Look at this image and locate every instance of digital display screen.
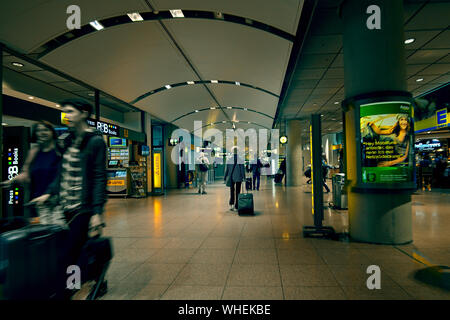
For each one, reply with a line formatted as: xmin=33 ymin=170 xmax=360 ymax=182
xmin=109 ymin=137 xmax=127 ymax=147
xmin=141 ymin=145 xmax=150 ymax=156
xmin=360 ymin=101 xmax=414 ymax=184
xmin=109 ymin=160 xmax=118 ymax=166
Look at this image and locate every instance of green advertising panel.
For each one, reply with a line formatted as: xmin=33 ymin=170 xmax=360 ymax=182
xmin=360 ymin=101 xmax=414 ymax=184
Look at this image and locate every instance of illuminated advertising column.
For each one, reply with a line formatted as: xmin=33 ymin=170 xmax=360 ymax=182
xmin=2 ymin=127 xmax=30 ymax=218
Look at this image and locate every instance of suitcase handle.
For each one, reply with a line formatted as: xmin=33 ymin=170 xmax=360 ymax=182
xmin=29 ymin=233 xmax=53 ymax=241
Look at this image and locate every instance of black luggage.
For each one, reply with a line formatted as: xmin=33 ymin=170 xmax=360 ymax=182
xmin=0 ymin=224 xmax=69 ymax=300
xmin=0 ymin=217 xmax=29 ymax=234
xmin=245 ymin=178 xmax=252 ymax=191
xmin=275 ymin=173 xmax=284 ymax=183
xmin=238 ymin=193 xmax=254 ymax=215
xmin=77 ymin=236 xmax=113 ymax=300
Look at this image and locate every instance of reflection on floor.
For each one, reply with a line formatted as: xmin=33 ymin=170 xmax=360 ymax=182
xmin=100 ymin=177 xmax=450 ymax=300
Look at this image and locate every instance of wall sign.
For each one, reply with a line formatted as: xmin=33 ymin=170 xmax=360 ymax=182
xmin=360 ymin=101 xmax=414 ymax=184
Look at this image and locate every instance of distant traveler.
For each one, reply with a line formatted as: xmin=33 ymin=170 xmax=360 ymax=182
xmin=250 ymin=156 xmax=263 ymax=191
xmin=322 ymin=156 xmax=332 ymax=193
xmin=196 ymin=152 xmax=210 ymax=194
xmin=224 ymin=147 xmax=246 ymax=211
xmin=31 ymin=99 xmax=107 ymax=265
xmin=1 ymin=121 xmax=62 ymax=223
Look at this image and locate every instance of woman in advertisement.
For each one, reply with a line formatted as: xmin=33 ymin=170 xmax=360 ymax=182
xmin=367 ymin=114 xmax=411 ymax=167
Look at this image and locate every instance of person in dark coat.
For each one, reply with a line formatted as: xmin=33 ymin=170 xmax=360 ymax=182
xmin=224 ymin=147 xmax=246 ymax=211
xmin=250 ymin=156 xmax=263 ymax=191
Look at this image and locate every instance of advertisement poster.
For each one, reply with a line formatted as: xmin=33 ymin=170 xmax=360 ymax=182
xmin=360 ymin=101 xmax=414 ymax=184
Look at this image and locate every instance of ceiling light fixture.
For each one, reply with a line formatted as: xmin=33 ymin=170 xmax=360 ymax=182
xmin=12 ymin=62 xmax=24 ymax=67
xmin=165 ymin=85 xmax=172 ymax=89
xmin=170 ymin=9 xmax=184 ymax=18
xmin=89 ymin=20 xmax=104 ymax=31
xmin=28 ymin=96 xmax=34 ymax=100
xmin=187 ymin=81 xmax=195 ymax=85
xmin=222 ymin=121 xmax=226 ymax=123
xmin=195 ymin=110 xmax=199 ymax=113
xmin=56 ymin=104 xmax=60 ymax=107
xmin=227 ymin=106 xmax=232 ymax=109
xmin=416 ymin=78 xmax=424 ymax=82
xmin=88 ymin=93 xmax=95 ymax=96
xmin=243 ymin=107 xmax=248 ymax=111
xmin=235 ymin=82 xmax=240 ymax=86
xmin=2 ymin=123 xmax=8 ymax=126
xmin=334 ymin=101 xmax=339 ymax=105
xmin=404 ymin=38 xmax=415 ymax=44
xmin=127 ymin=13 xmax=143 ymax=21
xmin=211 ymin=80 xmax=218 ymax=84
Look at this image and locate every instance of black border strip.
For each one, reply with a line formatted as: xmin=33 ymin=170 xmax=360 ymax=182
xmin=34 ymin=10 xmax=295 ymax=58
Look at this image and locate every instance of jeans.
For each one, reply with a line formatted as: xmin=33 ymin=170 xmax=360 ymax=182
xmin=198 ymin=171 xmax=208 ymax=193
xmin=252 ymin=174 xmax=260 ymax=190
xmin=229 ymin=181 xmax=242 ymax=209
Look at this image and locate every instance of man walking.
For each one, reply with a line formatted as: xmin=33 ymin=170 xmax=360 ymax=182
xmin=196 ymin=152 xmax=210 ymax=194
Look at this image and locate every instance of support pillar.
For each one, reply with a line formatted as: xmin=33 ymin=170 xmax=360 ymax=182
xmin=286 ymin=120 xmax=303 ymax=186
xmin=0 ymin=44 xmax=3 ymax=217
xmin=341 ymin=0 xmax=413 ymax=244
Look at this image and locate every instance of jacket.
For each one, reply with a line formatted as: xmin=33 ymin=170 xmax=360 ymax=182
xmin=46 ymin=129 xmax=107 ymax=216
xmin=250 ymin=159 xmax=262 ymax=176
xmin=224 ymin=155 xmax=246 ymax=187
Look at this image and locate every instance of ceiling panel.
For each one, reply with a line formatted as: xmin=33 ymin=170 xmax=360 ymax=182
xmin=173 ymin=109 xmax=228 ymax=133
xmin=224 ymin=109 xmax=273 ymax=129
xmin=422 ymin=30 xmax=450 ymax=50
xmin=41 ymin=21 xmax=198 ymax=103
xmin=20 ymin=70 xmax=69 ymax=83
xmin=404 ymin=30 xmax=443 ymax=50
xmin=206 ymin=84 xmax=279 ymax=116
xmin=407 ymin=49 xmax=449 ymax=64
xmin=3 ymin=56 xmax=42 ymax=72
xmin=404 ymin=2 xmax=450 ymax=30
xmin=302 ymin=35 xmax=342 ymax=54
xmin=0 ymin=0 xmax=148 ymax=52
xmin=292 ymin=68 xmax=326 ymax=80
xmin=150 ymin=0 xmax=304 ymax=34
xmin=136 ymin=85 xmax=216 ymax=123
xmin=297 ymin=54 xmax=336 ymax=69
xmin=164 ymin=19 xmax=292 ymax=95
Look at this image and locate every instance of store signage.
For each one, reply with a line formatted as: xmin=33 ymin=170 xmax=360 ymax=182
xmin=153 ymin=152 xmax=162 ymax=189
xmin=61 ymin=112 xmax=70 ymax=125
xmin=107 ymin=180 xmax=125 ymax=186
xmin=415 ymin=140 xmax=441 ymax=151
xmin=85 ymin=119 xmax=119 ymax=136
xmin=436 ymin=108 xmax=447 ymax=128
xmin=360 ymin=101 xmax=414 ymax=184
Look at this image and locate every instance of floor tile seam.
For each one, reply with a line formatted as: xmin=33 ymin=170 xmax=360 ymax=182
xmin=220 ymin=222 xmax=245 ymax=300
xmin=322 ymin=262 xmax=351 ymax=300
xmin=268 ymin=215 xmax=286 ymax=300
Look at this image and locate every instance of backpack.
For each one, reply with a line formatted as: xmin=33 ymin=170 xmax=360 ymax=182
xmin=199 ymin=163 xmax=209 ymax=172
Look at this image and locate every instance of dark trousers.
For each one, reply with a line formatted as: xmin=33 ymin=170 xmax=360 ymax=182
xmin=229 ymin=181 xmax=242 ymax=209
xmin=323 ymin=178 xmax=330 ymax=193
xmin=253 ymin=174 xmax=260 ymax=190
xmin=64 ymin=211 xmax=91 ymax=266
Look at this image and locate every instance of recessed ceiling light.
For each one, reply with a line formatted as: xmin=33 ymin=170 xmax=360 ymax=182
xmin=187 ymin=81 xmax=195 ymax=85
xmin=88 ymin=93 xmax=95 ymax=96
xmin=227 ymin=106 xmax=232 ymax=109
xmin=56 ymin=104 xmax=60 ymax=107
xmin=235 ymin=82 xmax=240 ymax=86
xmin=165 ymin=85 xmax=172 ymax=89
xmin=210 ymin=107 xmax=216 ymax=110
xmin=2 ymin=123 xmax=8 ymax=126
xmin=243 ymin=107 xmax=248 ymax=111
xmin=12 ymin=62 xmax=24 ymax=67
xmin=248 ymin=121 xmax=251 ymax=124
xmin=195 ymin=110 xmax=199 ymax=113
xmin=89 ymin=20 xmax=104 ymax=31
xmin=127 ymin=13 xmax=143 ymax=21
xmin=222 ymin=121 xmax=226 ymax=123
xmin=170 ymin=9 xmax=184 ymax=18
xmin=211 ymin=80 xmax=218 ymax=84
xmin=334 ymin=101 xmax=339 ymax=105
xmin=321 ymin=114 xmax=324 ymax=117
xmin=405 ymin=38 xmax=415 ymax=44
xmin=416 ymin=78 xmax=424 ymax=82
xmin=28 ymin=96 xmax=34 ymax=100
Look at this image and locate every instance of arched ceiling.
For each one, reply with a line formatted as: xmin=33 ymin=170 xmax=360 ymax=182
xmin=0 ymin=0 xmax=306 ymax=134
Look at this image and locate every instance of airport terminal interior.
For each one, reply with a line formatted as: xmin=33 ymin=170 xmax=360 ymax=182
xmin=0 ymin=0 xmax=449 ymax=300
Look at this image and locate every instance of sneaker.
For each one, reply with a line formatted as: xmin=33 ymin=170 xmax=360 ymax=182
xmin=198 ymin=190 xmax=201 ymax=194
xmin=202 ymin=191 xmax=207 ymax=194
xmin=230 ymin=205 xmax=234 ymax=211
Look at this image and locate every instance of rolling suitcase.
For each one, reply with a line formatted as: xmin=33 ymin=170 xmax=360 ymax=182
xmin=0 ymin=224 xmax=69 ymax=300
xmin=238 ymin=192 xmax=254 ymax=215
xmin=77 ymin=236 xmax=113 ymax=300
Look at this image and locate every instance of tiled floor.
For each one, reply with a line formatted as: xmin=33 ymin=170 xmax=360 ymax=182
xmin=100 ymin=178 xmax=450 ymax=300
